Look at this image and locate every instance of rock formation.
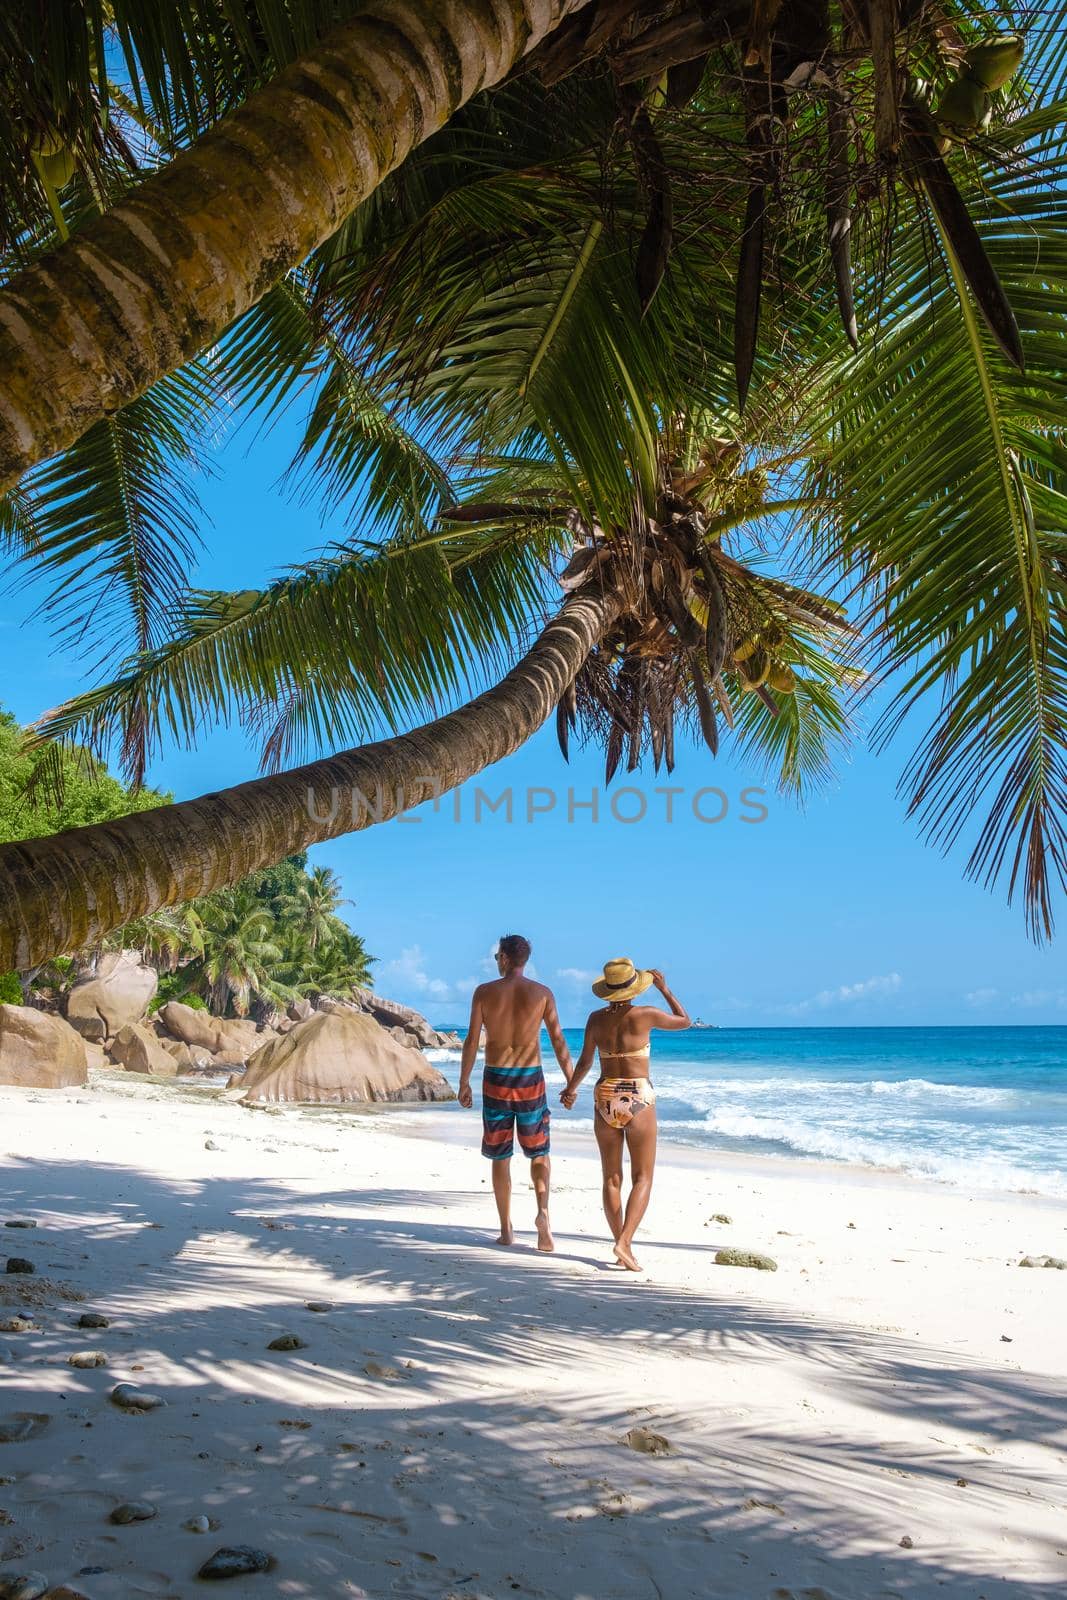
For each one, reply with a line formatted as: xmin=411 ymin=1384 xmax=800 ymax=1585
xmin=346 ymin=986 xmax=461 ymax=1050
xmin=0 ymin=1004 xmax=88 ymax=1089
xmin=109 ymin=1022 xmax=179 ymax=1076
xmin=157 ymin=1001 xmax=266 ymax=1059
xmin=240 ymin=1008 xmax=455 ymax=1105
xmin=66 ymin=950 xmax=157 ymax=1042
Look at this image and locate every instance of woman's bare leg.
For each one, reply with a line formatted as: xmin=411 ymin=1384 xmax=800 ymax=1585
xmin=615 ymin=1106 xmax=658 ymax=1271
xmin=594 ymin=1115 xmax=625 ymax=1241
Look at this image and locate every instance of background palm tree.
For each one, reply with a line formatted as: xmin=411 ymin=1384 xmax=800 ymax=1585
xmin=197 ymin=884 xmax=287 ymax=1017
xmin=0 ymin=0 xmax=1065 ymax=964
xmin=280 ymin=864 xmax=351 ymax=955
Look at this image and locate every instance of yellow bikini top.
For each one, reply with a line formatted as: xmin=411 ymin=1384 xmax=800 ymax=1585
xmin=600 ymin=1043 xmax=651 ymax=1060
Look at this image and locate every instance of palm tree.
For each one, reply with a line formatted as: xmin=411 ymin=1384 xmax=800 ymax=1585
xmin=280 ymin=864 xmax=350 ymax=955
xmin=196 ymin=884 xmax=288 ymax=1017
xmin=0 ymin=0 xmax=594 ymax=489
xmin=1 ymin=2 xmax=1065 ymax=966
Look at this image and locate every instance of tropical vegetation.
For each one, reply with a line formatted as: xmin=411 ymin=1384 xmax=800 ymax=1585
xmin=0 ymin=708 xmax=372 ymax=1012
xmin=0 ymin=0 xmax=1065 ymax=965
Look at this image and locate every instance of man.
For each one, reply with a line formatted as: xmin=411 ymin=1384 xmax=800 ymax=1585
xmin=458 ymin=934 xmax=572 ymax=1250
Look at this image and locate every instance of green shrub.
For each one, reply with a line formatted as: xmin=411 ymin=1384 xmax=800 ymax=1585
xmin=0 ymin=970 xmax=23 ymax=1004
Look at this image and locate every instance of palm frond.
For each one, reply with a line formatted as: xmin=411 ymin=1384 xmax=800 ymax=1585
xmin=11 ymin=361 xmax=217 ymax=672
xmin=27 ymin=517 xmax=556 ymax=781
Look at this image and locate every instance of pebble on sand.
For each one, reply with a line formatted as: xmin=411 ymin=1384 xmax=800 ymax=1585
xmin=4 ymin=1259 xmax=35 ymax=1275
xmin=709 ymin=1213 xmax=732 ymax=1225
xmin=109 ymin=1502 xmax=157 ymax=1524
xmin=76 ymin=1313 xmax=110 ymax=1330
xmin=1019 ymin=1254 xmax=1067 ymax=1269
xmin=714 ymin=1248 xmax=778 ymax=1271
xmin=197 ymin=1546 xmax=273 ymax=1580
xmin=182 ymin=1515 xmax=211 ymax=1533
xmin=624 ymin=1427 xmax=671 ymax=1456
xmin=267 ymin=1334 xmax=306 ymax=1351
xmin=0 ymin=1413 xmax=50 ymax=1443
xmin=899 ymin=1535 xmax=915 ymax=1548
xmin=0 ymin=1317 xmax=34 ymax=1333
xmin=68 ymin=1352 xmax=108 ymax=1369
xmin=3 ymin=1221 xmax=36 ymax=1230
xmin=304 ymin=1302 xmax=333 ymax=1313
xmin=0 ymin=1575 xmax=49 ymax=1600
xmin=109 ymin=1383 xmax=166 ymax=1412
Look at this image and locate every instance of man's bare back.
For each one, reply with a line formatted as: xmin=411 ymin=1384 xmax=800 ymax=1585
xmin=477 ymin=974 xmax=563 ymax=1067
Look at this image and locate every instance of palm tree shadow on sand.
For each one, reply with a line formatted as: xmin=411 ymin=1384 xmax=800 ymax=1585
xmin=0 ymin=1155 xmax=1064 ymax=1600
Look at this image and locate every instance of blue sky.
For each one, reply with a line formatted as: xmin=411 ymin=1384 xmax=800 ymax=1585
xmin=4 ymin=414 xmax=1065 ymax=1028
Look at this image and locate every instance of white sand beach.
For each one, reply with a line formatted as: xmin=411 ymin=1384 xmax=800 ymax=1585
xmin=1 ymin=1071 xmax=1065 ymax=1600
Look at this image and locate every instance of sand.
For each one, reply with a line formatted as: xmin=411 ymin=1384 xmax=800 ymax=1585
xmin=0 ymin=1069 xmax=1065 ymax=1599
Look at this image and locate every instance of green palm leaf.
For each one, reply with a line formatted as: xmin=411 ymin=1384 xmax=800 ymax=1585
xmin=12 ymin=361 xmax=216 ymax=673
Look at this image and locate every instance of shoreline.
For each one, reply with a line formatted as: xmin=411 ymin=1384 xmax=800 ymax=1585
xmin=379 ymin=1098 xmax=1067 ymax=1209
xmin=1 ymin=1072 xmax=1065 ymax=1599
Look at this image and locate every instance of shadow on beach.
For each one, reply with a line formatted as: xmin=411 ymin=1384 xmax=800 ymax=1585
xmin=1 ymin=1153 xmax=1065 ymax=1599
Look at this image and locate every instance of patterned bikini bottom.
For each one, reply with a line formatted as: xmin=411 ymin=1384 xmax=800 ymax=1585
xmin=594 ymin=1076 xmax=656 ymax=1130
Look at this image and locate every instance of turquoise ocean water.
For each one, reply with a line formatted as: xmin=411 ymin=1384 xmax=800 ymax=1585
xmin=428 ymin=1026 xmax=1067 ymax=1198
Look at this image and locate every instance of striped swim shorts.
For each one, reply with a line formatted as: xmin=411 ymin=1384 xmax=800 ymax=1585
xmin=481 ymin=1063 xmax=551 ymax=1161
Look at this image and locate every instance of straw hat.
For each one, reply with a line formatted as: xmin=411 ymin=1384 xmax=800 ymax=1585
xmin=591 ymin=958 xmax=653 ymax=1003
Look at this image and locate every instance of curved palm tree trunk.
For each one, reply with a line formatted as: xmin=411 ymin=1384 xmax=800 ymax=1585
xmin=0 ymin=0 xmax=594 ymax=493
xmin=0 ymin=585 xmax=621 ymax=970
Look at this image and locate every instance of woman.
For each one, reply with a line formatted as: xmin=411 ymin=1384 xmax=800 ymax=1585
xmin=561 ymin=959 xmax=690 ymax=1271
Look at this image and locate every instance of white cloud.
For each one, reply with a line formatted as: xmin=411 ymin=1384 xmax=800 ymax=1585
xmin=380 ymin=945 xmax=455 ymax=1005
xmin=779 ymin=972 xmax=901 ymax=1017
xmin=1010 ymin=988 xmax=1067 ymax=1010
xmin=966 ymin=987 xmax=999 ymax=1007
xmin=555 ymin=967 xmax=597 ymax=984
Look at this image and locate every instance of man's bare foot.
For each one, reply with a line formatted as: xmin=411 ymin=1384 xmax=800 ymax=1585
xmin=613 ymin=1240 xmax=642 ymax=1271
xmin=495 ymin=1225 xmax=514 ymax=1246
xmin=535 ymin=1211 xmax=555 ymax=1252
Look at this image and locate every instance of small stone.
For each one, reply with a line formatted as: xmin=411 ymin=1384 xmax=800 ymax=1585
xmin=267 ymin=1334 xmax=306 ymax=1352
xmin=68 ymin=1352 xmax=107 ymax=1369
xmin=1018 ymin=1256 xmax=1040 ymax=1267
xmin=204 ymin=1141 xmax=220 ymax=1152
xmin=109 ymin=1501 xmax=157 ymax=1525
xmin=182 ymin=1515 xmax=211 ymax=1534
xmin=304 ymin=1302 xmax=332 ymax=1314
xmin=0 ymin=1413 xmax=50 ymax=1443
xmin=1001 ymin=1334 xmax=1013 ymax=1342
xmin=3 ymin=1221 xmax=36 ymax=1230
xmin=709 ymin=1213 xmax=732 ymax=1225
xmin=847 ymin=1221 xmax=857 ymax=1229
xmin=714 ymin=1248 xmax=777 ymax=1271
xmin=1043 ymin=1256 xmax=1067 ymax=1270
xmin=4 ymin=1259 xmax=35 ymax=1275
xmin=197 ymin=1546 xmax=272 ymax=1580
xmin=624 ymin=1426 xmax=670 ymax=1456
xmin=76 ymin=1313 xmax=110 ymax=1330
xmin=0 ymin=1317 xmax=33 ymax=1334
xmin=899 ymin=1535 xmax=914 ymax=1549
xmin=0 ymin=1575 xmax=49 ymax=1600
xmin=109 ymin=1383 xmax=166 ymax=1412
xmin=955 ymin=1477 xmax=968 ymax=1488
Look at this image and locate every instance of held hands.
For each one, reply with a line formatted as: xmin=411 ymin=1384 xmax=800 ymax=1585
xmin=458 ymin=1080 xmax=473 ymax=1109
xmin=560 ymin=1086 xmax=577 ymax=1109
